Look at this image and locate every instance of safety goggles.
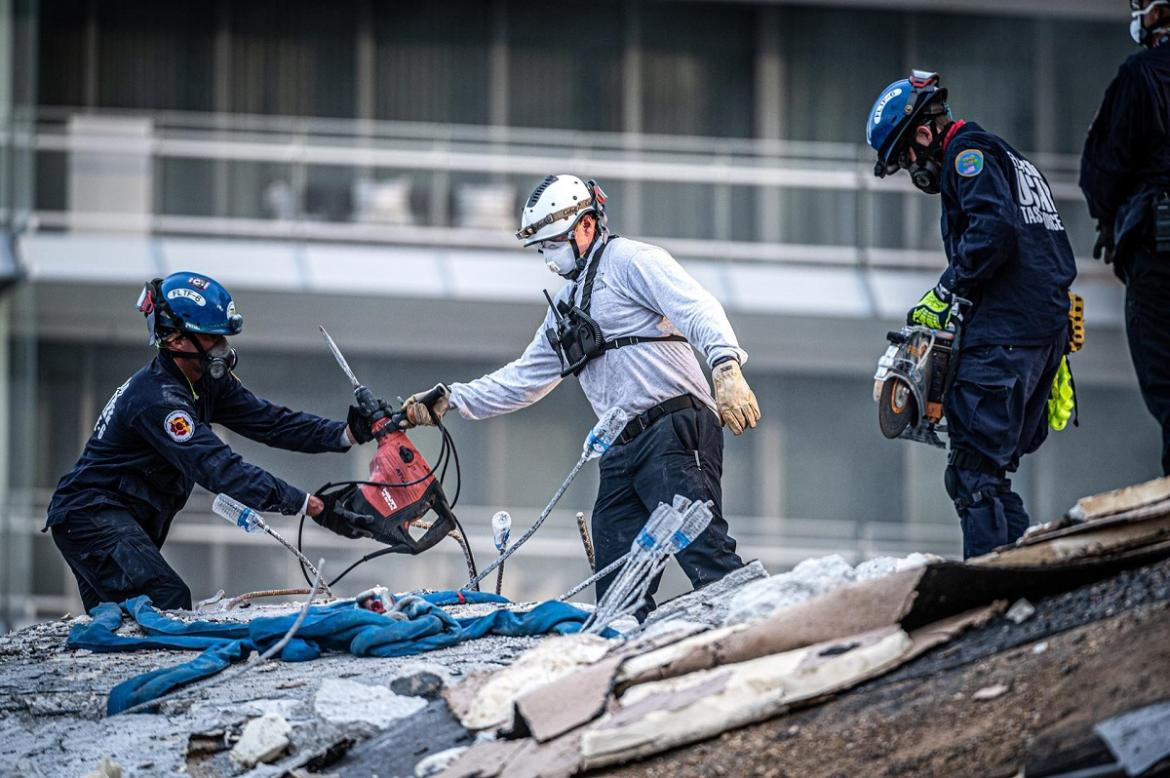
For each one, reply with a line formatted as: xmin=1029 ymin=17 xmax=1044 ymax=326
xmin=537 ymin=233 xmax=574 ymax=252
xmin=516 ymin=197 xmax=594 ymax=242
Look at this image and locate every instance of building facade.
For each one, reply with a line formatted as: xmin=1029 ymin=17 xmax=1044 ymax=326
xmin=0 ymin=0 xmax=1153 ymax=628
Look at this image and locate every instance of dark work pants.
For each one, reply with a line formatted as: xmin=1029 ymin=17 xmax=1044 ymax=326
xmin=51 ymin=508 xmax=191 ymax=613
xmin=1124 ymin=250 xmax=1170 ymax=475
xmin=591 ymin=403 xmax=744 ymax=618
xmin=944 ymin=335 xmax=1066 ymax=560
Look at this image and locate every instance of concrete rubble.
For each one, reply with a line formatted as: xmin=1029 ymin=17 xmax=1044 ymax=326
xmin=2 ymin=476 xmax=1170 ymax=776
xmin=229 ymin=712 xmax=291 ymax=767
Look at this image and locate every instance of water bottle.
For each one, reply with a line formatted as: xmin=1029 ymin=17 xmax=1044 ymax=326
xmin=669 ymin=500 xmax=713 ymax=553
xmin=212 ymin=493 xmax=263 ymax=533
xmin=583 ymin=407 xmax=631 ymax=460
xmin=491 ymin=511 xmax=512 ymax=552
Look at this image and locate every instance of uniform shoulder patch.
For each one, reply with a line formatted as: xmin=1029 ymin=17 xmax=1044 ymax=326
xmin=955 ymin=149 xmax=984 ymax=178
xmin=164 ymin=410 xmax=195 ymax=442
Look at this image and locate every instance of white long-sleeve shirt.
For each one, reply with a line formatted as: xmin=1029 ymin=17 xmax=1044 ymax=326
xmin=449 ymin=236 xmax=748 ymax=421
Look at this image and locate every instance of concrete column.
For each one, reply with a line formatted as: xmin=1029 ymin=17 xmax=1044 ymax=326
xmin=621 ymin=1 xmax=643 ymax=235
xmin=83 ymin=0 xmax=97 ymax=110
xmin=355 ymin=0 xmax=375 ymax=124
xmin=0 ymin=293 xmax=12 ymax=630
xmin=1033 ymin=19 xmax=1056 ymax=154
xmin=754 ymin=399 xmax=784 ymax=525
xmin=488 ymin=0 xmax=508 ymax=128
xmin=755 ymin=6 xmax=783 ymax=244
xmin=212 ymin=0 xmax=232 ymax=217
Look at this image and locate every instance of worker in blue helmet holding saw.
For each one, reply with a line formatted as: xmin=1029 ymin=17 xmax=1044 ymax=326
xmin=45 ymin=272 xmax=383 ymax=612
xmin=401 ymin=175 xmax=760 ymax=618
xmin=867 ymin=72 xmax=1078 ymax=559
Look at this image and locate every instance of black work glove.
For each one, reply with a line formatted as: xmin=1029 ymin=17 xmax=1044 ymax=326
xmin=311 ymin=487 xmax=369 ymax=540
xmin=1092 ymin=222 xmax=1115 ymax=265
xmin=346 ymin=400 xmax=389 ymax=445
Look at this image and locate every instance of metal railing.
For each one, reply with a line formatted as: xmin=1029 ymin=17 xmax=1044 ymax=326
xmin=23 ymin=107 xmax=1096 ymax=272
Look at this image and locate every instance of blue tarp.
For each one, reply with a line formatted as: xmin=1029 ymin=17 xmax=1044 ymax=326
xmin=67 ymin=591 xmax=604 ymax=715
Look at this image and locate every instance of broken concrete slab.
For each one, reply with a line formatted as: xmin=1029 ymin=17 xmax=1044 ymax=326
xmin=721 ymin=553 xmax=942 ymax=627
xmin=1094 ymin=699 xmax=1170 ymax=776
xmin=1068 ymin=475 xmax=1170 ymax=521
xmin=313 ymin=677 xmax=427 ymax=729
xmin=513 ymin=655 xmax=624 ymax=743
xmin=326 ymin=698 xmax=474 ymax=777
xmin=635 ymin=560 xmax=769 ymax=632
xmin=457 ymin=633 xmax=611 ymax=731
xmin=229 ymin=712 xmax=291 ymax=767
xmin=581 ymin=627 xmax=913 ymax=769
xmin=723 ymin=554 xmax=856 ymax=625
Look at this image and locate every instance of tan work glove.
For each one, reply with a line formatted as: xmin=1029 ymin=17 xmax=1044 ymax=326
xmin=402 ymin=383 xmax=451 ymax=427
xmin=712 ymin=360 xmax=760 ymax=436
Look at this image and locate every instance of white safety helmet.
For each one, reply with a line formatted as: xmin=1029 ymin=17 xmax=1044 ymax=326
xmin=516 ymin=175 xmax=607 ymax=247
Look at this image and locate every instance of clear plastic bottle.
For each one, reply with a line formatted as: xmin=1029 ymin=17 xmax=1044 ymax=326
xmin=491 ymin=510 xmax=512 ymax=552
xmin=212 ymin=493 xmax=263 ymax=533
xmin=583 ymin=406 xmax=631 ymax=460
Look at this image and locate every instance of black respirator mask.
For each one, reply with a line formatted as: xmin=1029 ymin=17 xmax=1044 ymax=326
xmin=903 ymin=129 xmax=947 ymax=195
xmin=163 ymin=335 xmax=238 ymax=380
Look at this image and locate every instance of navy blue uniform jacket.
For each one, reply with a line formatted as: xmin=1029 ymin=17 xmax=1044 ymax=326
xmin=937 ymin=122 xmax=1077 ymax=348
xmin=46 ymin=355 xmax=349 ymax=545
xmin=1079 ymin=41 xmax=1170 ymax=260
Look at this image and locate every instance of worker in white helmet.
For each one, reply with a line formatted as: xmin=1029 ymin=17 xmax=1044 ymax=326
xmin=404 ymin=175 xmax=760 ymax=617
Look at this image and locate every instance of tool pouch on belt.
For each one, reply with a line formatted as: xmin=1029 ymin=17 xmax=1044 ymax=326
xmin=1155 ymin=193 xmax=1170 ymax=254
xmin=1049 ymin=290 xmax=1084 ymax=432
xmin=1067 ymin=290 xmax=1085 ymax=354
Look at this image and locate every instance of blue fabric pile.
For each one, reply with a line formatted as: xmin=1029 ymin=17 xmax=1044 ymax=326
xmin=67 ymin=591 xmax=603 ymax=715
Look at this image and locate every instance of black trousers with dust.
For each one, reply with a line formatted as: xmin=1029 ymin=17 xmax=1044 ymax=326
xmin=51 ymin=508 xmax=191 ymax=613
xmin=1124 ymin=249 xmax=1170 ymax=476
xmin=591 ymin=402 xmax=744 ymax=618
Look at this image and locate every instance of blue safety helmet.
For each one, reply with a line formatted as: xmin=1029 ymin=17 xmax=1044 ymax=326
xmin=866 ymin=71 xmax=949 ymax=178
xmin=136 ymin=272 xmax=244 ymax=346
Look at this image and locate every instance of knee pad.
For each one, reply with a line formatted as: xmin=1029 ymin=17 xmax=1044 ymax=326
xmin=948 ymin=448 xmax=1003 ymax=477
xmin=944 ymin=464 xmax=960 ymax=501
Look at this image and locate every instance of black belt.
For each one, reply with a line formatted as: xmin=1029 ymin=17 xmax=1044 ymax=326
xmin=616 ymin=394 xmax=698 ymax=445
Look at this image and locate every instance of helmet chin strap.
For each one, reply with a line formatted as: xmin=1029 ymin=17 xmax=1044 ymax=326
xmin=162 ymin=334 xmax=237 ymax=380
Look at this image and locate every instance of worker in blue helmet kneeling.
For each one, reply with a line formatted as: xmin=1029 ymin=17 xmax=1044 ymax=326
xmin=45 ymin=272 xmax=379 ymax=611
xmin=866 ymin=72 xmax=1078 ymax=559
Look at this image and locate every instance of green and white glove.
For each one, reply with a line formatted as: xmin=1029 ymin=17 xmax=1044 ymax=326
xmin=907 ymin=284 xmax=954 ymax=330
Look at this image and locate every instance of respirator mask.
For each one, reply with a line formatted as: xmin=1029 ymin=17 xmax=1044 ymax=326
xmin=163 ymin=334 xmax=237 ymax=380
xmin=1131 ymin=0 xmax=1170 ymax=45
xmin=540 ymin=238 xmax=579 ymax=277
xmin=198 ymin=337 xmax=238 ymax=380
xmin=901 ymin=129 xmax=947 ymax=195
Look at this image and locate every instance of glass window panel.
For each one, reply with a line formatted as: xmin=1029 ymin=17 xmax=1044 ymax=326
xmin=506 ymin=0 xmax=624 ymax=132
xmin=374 ymin=2 xmax=491 ymax=125
xmin=96 ymin=1 xmax=214 ymax=112
xmin=230 ymin=0 xmax=356 ymax=118
xmin=37 ymin=0 xmax=86 ymax=107
xmin=781 ymin=7 xmax=905 ymax=144
xmin=780 ymin=188 xmax=856 ymax=246
xmin=640 ymin=3 xmax=755 ymax=138
xmin=1052 ymin=20 xmax=1133 ymax=155
xmin=157 ymin=157 xmax=215 ymax=217
xmin=641 ymin=182 xmax=715 ymax=240
xmin=915 ymin=13 xmax=1036 ymax=150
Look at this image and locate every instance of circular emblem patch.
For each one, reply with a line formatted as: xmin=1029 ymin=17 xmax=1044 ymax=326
xmin=956 ymin=149 xmax=984 ymax=178
xmin=164 ymin=410 xmax=195 ymax=442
